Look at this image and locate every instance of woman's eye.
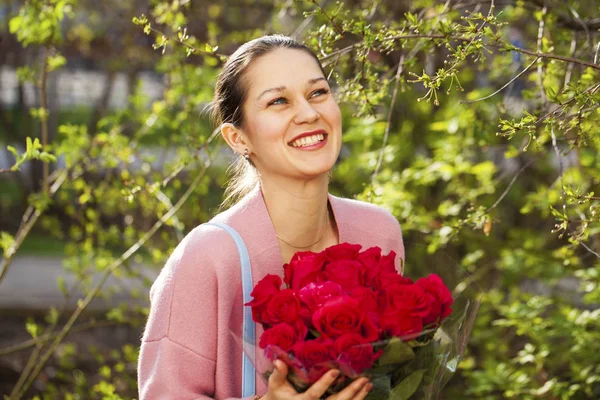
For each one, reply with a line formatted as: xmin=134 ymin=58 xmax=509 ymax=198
xmin=268 ymin=97 xmax=287 ymax=106
xmin=310 ymin=88 xmax=329 ymax=98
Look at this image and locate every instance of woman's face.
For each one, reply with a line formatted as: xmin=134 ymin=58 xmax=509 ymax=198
xmin=239 ymin=48 xmax=342 ymax=181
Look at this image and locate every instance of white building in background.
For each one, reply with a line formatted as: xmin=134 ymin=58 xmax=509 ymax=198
xmin=0 ymin=67 xmax=164 ymax=109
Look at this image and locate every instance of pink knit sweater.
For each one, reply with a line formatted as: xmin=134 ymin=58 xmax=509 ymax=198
xmin=138 ymin=185 xmax=405 ymax=399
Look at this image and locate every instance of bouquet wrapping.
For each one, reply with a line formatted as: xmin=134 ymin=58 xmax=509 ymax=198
xmin=239 ymin=242 xmax=480 ymax=399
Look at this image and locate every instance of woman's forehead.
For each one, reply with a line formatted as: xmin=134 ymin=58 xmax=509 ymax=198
xmin=244 ymin=48 xmax=325 ymax=96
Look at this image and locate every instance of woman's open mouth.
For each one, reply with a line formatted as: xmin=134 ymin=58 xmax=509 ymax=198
xmin=289 ymin=133 xmax=328 ymax=149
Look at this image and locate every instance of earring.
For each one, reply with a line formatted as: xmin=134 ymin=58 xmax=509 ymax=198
xmin=244 ymin=148 xmax=250 ymax=161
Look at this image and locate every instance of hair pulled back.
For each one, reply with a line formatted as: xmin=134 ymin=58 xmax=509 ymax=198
xmin=211 ymin=34 xmax=325 ymax=209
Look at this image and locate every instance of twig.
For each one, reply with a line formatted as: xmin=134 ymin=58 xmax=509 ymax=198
xmin=325 ymin=53 xmax=341 ymax=80
xmin=536 ymin=5 xmax=548 ymax=105
xmin=462 ymin=57 xmax=539 ymax=103
xmin=580 ymin=241 xmax=600 ymax=259
xmin=0 ymin=170 xmax=68 ymax=285
xmin=536 ymin=82 xmax=600 ymax=124
xmin=40 ymin=49 xmax=49 ymax=193
xmin=563 ymin=34 xmax=577 ymax=90
xmin=505 ymin=42 xmax=600 ymax=71
xmin=560 ymin=0 xmax=591 ymax=46
xmin=9 ymin=154 xmax=214 ymax=398
xmin=0 ymin=320 xmax=121 ymax=356
xmin=321 ymin=32 xmax=600 ymax=71
xmin=484 ymin=158 xmax=537 ymax=214
xmin=291 ymin=13 xmax=315 ymax=39
xmin=309 ymin=0 xmax=344 ymax=35
xmin=550 ymin=125 xmax=568 ymax=215
xmin=371 ymin=54 xmax=405 ymax=185
xmin=319 ymin=43 xmax=359 ymax=62
xmin=146 ymin=26 xmax=227 ymax=58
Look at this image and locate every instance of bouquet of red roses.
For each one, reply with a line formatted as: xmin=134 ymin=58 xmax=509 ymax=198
xmin=244 ymin=243 xmax=474 ymax=399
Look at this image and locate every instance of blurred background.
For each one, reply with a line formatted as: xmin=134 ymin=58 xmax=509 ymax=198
xmin=0 ymin=0 xmax=599 ymax=398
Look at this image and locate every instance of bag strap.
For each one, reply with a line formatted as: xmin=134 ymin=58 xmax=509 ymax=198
xmin=204 ymin=222 xmax=256 ymax=397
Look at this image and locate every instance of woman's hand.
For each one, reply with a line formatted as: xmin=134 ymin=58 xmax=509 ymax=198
xmin=262 ymin=360 xmax=373 ymax=400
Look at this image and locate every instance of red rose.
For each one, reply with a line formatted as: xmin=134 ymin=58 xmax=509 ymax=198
xmin=298 ymin=282 xmax=343 ymax=312
xmin=363 ymin=250 xmax=410 ymax=289
xmin=245 ymin=274 xmax=282 ymax=323
xmin=325 ymin=243 xmax=362 ymax=261
xmin=312 ymin=297 xmax=379 ymax=341
xmin=373 ymin=271 xmax=413 ymax=291
xmin=259 ymin=322 xmax=304 ymax=351
xmin=356 ymin=246 xmax=382 ymax=270
xmin=379 ymin=250 xmax=397 ymax=273
xmin=380 ymin=313 xmax=423 ymax=340
xmin=416 ymin=274 xmax=454 ymax=326
xmin=379 ymin=283 xmax=432 ymax=339
xmin=292 ymin=337 xmax=335 ymax=370
xmin=264 ymin=289 xmax=301 ymax=325
xmin=382 ymin=283 xmax=431 ymax=318
xmin=284 ymin=251 xmax=327 ymax=290
xmin=324 ymin=260 xmax=364 ymax=291
xmin=335 ymin=333 xmax=382 ymax=374
xmin=298 ymin=282 xmax=343 ymax=329
xmin=348 ymin=287 xmax=379 ymax=314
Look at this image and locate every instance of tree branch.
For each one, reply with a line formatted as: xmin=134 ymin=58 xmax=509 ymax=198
xmin=484 ymin=158 xmax=537 ymax=214
xmin=0 ymin=169 xmax=68 ymax=285
xmin=371 ymin=54 xmax=405 ymax=186
xmin=461 ymin=56 xmax=539 ymax=103
xmin=320 ymin=34 xmax=600 ymax=71
xmin=40 ymin=49 xmax=49 ymax=193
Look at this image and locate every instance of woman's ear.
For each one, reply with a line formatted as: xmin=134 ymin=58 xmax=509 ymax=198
xmin=220 ymin=123 xmax=250 ymax=156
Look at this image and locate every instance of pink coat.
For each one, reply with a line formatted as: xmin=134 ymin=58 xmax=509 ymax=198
xmin=138 ymin=185 xmax=405 ymax=399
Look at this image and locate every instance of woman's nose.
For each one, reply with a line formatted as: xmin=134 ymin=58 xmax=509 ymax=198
xmin=293 ymin=99 xmax=320 ymax=124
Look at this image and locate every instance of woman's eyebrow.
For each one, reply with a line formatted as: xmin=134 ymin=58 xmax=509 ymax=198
xmin=257 ymin=85 xmax=286 ymax=101
xmin=256 ymin=77 xmax=327 ymax=100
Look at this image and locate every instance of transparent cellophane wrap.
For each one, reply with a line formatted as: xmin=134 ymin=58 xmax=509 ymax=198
xmin=231 ymin=248 xmax=482 ymax=400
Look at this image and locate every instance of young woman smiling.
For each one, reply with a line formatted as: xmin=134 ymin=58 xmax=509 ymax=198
xmin=138 ymin=35 xmax=405 ymax=400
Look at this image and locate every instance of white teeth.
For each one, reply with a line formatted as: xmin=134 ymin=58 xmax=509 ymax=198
xmin=291 ymin=134 xmax=325 ymax=148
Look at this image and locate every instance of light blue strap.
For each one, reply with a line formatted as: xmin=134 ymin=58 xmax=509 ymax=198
xmin=205 ymin=222 xmax=256 ymax=397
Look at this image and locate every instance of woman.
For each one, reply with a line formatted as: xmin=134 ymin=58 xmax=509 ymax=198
xmin=138 ymin=35 xmax=405 ymax=399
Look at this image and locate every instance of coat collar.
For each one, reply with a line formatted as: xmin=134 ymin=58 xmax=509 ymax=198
xmin=213 ymin=185 xmax=346 ymax=275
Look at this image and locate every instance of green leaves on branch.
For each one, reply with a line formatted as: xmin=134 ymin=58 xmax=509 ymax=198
xmin=5 ymin=137 xmax=57 ymax=173
xmin=9 ymin=0 xmax=75 ymax=46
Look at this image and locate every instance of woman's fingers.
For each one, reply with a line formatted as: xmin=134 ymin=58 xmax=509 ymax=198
xmin=327 ymin=377 xmax=371 ymax=400
xmin=267 ymin=360 xmax=289 ymax=389
xmin=353 ymin=380 xmax=373 ymax=400
xmin=302 ymin=369 xmax=341 ymax=399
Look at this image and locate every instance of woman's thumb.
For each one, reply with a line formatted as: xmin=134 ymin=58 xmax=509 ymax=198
xmin=268 ymin=360 xmax=289 ymax=387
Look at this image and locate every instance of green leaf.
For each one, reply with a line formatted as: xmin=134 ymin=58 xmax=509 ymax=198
xmin=47 ymin=54 xmax=67 ymax=72
xmin=8 ymin=15 xmax=23 ymax=34
xmin=45 ymin=307 xmax=59 ymax=325
xmin=57 ymin=276 xmax=68 ymax=297
xmin=0 ymin=232 xmax=15 ymax=258
xmin=25 ymin=317 xmax=39 ymax=338
xmin=6 ymin=145 xmax=18 ymax=157
xmin=376 ymin=337 xmax=416 ymax=366
xmin=389 ymin=369 xmax=426 ymax=400
xmin=364 ymin=374 xmax=392 ymax=400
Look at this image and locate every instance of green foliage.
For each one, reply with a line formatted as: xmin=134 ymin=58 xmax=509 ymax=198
xmin=5 ymin=137 xmax=56 ymax=172
xmin=9 ymin=0 xmax=75 ymax=46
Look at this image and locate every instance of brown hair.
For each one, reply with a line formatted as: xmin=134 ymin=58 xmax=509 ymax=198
xmin=210 ymin=34 xmax=325 ymax=209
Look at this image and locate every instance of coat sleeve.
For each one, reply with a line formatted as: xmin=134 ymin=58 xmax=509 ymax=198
xmin=137 ymin=227 xmax=252 ymax=399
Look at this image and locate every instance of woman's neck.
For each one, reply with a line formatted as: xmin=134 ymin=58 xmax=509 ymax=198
xmin=259 ymin=175 xmax=337 ymax=260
